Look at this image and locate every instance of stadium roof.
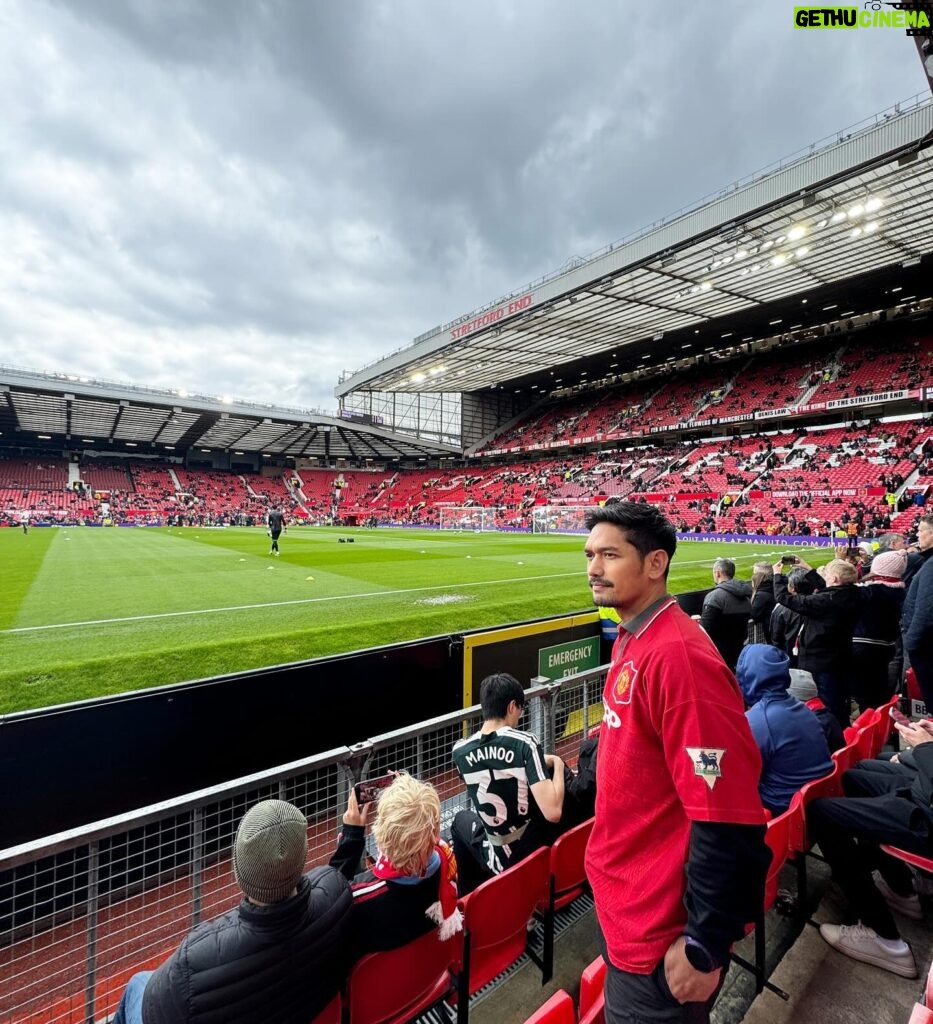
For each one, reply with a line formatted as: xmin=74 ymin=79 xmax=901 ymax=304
xmin=336 ymin=96 xmax=933 ymax=399
xmin=0 ymin=366 xmax=458 ymax=460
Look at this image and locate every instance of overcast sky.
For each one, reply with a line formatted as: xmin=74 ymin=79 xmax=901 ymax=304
xmin=0 ymin=1 xmax=926 ymax=413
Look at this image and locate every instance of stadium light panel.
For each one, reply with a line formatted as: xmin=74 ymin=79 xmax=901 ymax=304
xmin=865 ymin=196 xmax=883 ymax=212
xmin=847 ymin=203 xmax=865 ymax=218
xmin=831 ymin=211 xmax=847 ymax=224
xmin=787 ymin=225 xmax=807 ymax=241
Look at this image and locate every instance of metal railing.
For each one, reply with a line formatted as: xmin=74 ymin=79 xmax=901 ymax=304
xmin=0 ymin=667 xmax=607 ymax=1024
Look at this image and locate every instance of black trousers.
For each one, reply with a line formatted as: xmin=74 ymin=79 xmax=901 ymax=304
xmin=600 ymin=932 xmax=726 ymax=1024
xmin=450 ymin=810 xmax=549 ymax=896
xmin=807 ymin=760 xmax=933 ymax=939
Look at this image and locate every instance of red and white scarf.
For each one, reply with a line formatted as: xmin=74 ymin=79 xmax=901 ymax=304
xmin=372 ymin=839 xmax=462 ymax=939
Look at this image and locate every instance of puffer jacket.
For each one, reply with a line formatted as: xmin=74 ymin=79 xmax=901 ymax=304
xmin=700 ymin=579 xmax=752 ymax=671
xmin=142 ymin=867 xmax=352 ymax=1024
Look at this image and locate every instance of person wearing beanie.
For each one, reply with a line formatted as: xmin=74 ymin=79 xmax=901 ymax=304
xmin=787 ymin=668 xmax=846 ymax=753
xmin=113 ymin=799 xmax=352 ymax=1024
xmin=330 ymin=773 xmax=462 ymax=965
xmin=736 ymin=645 xmax=832 ymax=816
xmin=851 ymin=549 xmax=908 ymax=712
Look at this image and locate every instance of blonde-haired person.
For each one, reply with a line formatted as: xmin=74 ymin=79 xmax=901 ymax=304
xmin=773 ymin=554 xmax=870 ymax=727
xmin=330 ymin=773 xmax=461 ymax=965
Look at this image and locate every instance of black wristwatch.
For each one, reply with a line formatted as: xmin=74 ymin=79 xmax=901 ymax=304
xmin=683 ymin=936 xmax=720 ymax=973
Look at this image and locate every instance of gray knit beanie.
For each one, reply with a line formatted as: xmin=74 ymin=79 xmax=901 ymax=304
xmin=233 ymin=800 xmax=308 ymax=904
xmin=787 ymin=668 xmax=818 ymax=703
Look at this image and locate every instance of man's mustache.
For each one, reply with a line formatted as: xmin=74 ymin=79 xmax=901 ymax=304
xmin=589 ymin=579 xmax=613 ymax=588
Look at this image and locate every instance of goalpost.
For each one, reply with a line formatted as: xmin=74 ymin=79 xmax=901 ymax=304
xmin=438 ymin=506 xmax=507 ymax=532
xmin=532 ymin=505 xmax=595 ymax=535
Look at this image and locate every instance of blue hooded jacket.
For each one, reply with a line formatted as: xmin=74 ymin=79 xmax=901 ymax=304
xmin=736 ymin=644 xmax=832 ymax=814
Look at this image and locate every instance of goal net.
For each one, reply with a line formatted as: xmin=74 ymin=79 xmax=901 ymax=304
xmin=438 ymin=506 xmax=506 ymax=532
xmin=532 ymin=505 xmax=595 ymax=535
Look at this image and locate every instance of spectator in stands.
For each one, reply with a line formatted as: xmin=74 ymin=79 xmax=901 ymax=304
xmin=748 ymin=561 xmax=776 ymax=644
xmin=451 ymin=672 xmax=566 ymax=895
xmin=773 ymin=557 xmax=868 ymax=726
xmin=699 ymin=557 xmax=752 ymax=671
xmin=788 ymin=668 xmax=846 ymax=753
xmin=851 ymin=550 xmax=907 ymax=712
xmin=903 ymin=513 xmax=933 ymax=711
xmin=769 ymin=565 xmax=814 ymax=664
xmin=735 ymin=645 xmax=832 ymax=816
xmin=583 ymin=502 xmax=769 ymax=1023
xmin=329 ymin=773 xmax=462 ymax=963
xmin=112 ymin=799 xmax=352 ymax=1024
xmin=807 ymin=718 xmax=933 ymax=978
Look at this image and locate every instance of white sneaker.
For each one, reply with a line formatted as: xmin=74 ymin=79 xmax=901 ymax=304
xmin=819 ymin=922 xmax=917 ymax=977
xmin=874 ymin=872 xmax=923 ymax=920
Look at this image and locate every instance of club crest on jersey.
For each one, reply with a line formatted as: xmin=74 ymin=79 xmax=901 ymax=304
xmin=685 ymin=747 xmax=725 ymax=790
xmin=611 ymin=661 xmax=637 ymax=705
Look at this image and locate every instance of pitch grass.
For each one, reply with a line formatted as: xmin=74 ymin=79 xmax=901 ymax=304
xmin=0 ymin=526 xmax=831 ymax=714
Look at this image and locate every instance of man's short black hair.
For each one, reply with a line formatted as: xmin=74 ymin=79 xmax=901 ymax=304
xmin=479 ymin=672 xmax=525 ymax=720
xmin=583 ymin=501 xmax=677 ymax=577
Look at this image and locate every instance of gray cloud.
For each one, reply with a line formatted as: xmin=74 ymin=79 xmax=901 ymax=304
xmin=0 ymin=0 xmax=925 ymax=409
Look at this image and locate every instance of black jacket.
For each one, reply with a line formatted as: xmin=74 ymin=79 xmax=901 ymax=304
xmin=773 ymin=571 xmax=868 ymax=675
xmin=903 ymin=549 xmax=933 ymax=699
xmin=770 ymin=603 xmax=804 ymax=664
xmin=142 ymin=868 xmax=352 ymax=1024
xmin=329 ymin=824 xmax=445 ymax=964
xmin=700 ymin=579 xmax=752 ymax=671
xmin=852 ymin=581 xmax=905 ymax=649
xmin=749 ymin=584 xmax=776 ymax=644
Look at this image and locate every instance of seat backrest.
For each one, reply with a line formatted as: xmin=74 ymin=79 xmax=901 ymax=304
xmin=763 ymin=804 xmax=794 ymax=910
xmin=850 ymin=707 xmax=876 ymax=732
xmin=909 ymin=1002 xmax=933 ymax=1024
xmin=789 ymin=763 xmax=839 ymax=854
xmin=347 ymin=928 xmax=456 ymax=1024
xmin=522 ymin=989 xmax=576 ymax=1024
xmin=579 ymin=955 xmax=607 ymax=1018
xmin=831 ymin=739 xmax=859 ymax=776
xmin=871 ymin=698 xmax=897 ymax=756
xmin=549 ymin=817 xmax=595 ymax=910
xmin=459 ymin=846 xmax=551 ymax=995
xmin=855 ymin=712 xmax=880 ymax=761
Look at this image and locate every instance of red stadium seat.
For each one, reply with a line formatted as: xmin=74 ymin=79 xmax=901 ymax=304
xmin=311 ymin=993 xmax=342 ymax=1024
xmin=578 ymin=955 xmax=607 ymax=1024
xmin=787 ymin=763 xmax=842 ymax=908
xmin=453 ymin=847 xmax=551 ymax=1024
xmin=731 ymin=804 xmax=794 ymax=1000
xmin=345 ymin=928 xmax=457 ymax=1024
xmin=540 ymin=817 xmax=594 ymax=982
xmin=522 ymin=990 xmax=576 ymax=1024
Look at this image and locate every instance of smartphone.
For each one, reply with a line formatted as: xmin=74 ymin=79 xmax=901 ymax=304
xmin=353 ymin=774 xmax=395 ymax=806
xmin=781 ymin=555 xmax=798 ymax=566
xmin=890 ymin=706 xmax=911 ymax=727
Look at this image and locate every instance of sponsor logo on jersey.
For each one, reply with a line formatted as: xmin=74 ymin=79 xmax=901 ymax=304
xmin=685 ymin=747 xmax=726 ymax=789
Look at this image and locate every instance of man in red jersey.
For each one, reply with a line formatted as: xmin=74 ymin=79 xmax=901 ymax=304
xmin=583 ymin=501 xmax=770 ymax=1023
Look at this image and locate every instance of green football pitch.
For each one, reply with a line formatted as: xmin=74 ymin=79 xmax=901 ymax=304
xmin=0 ymin=526 xmax=829 ymax=714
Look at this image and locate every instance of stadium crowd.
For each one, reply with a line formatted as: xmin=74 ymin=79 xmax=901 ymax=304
xmin=98 ymin=500 xmax=933 ymax=1023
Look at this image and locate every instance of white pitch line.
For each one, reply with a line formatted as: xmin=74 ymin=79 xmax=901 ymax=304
xmin=0 ymin=549 xmax=801 ymax=636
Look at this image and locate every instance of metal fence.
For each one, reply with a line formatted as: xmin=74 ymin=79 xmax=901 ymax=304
xmin=0 ymin=667 xmax=607 ymax=1024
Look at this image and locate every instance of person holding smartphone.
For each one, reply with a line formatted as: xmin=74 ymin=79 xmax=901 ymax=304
xmin=329 ymin=773 xmax=461 ymax=964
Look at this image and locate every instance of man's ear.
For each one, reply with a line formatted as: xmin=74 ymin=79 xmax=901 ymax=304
xmin=644 ymin=549 xmax=670 ymax=580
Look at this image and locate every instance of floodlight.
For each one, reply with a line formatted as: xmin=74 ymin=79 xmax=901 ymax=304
xmin=865 ymin=196 xmax=883 ymax=213
xmin=864 ymin=221 xmax=879 ymax=233
xmin=847 ymin=203 xmax=864 ymax=218
xmin=851 ymin=227 xmax=862 ymax=238
xmin=787 ymin=225 xmax=807 ymax=241
xmin=831 ymin=211 xmax=846 ymax=224
xmin=795 ymin=246 xmax=809 ymax=257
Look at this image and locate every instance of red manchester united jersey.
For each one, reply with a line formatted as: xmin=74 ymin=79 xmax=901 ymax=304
xmin=585 ymin=597 xmax=766 ymax=972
